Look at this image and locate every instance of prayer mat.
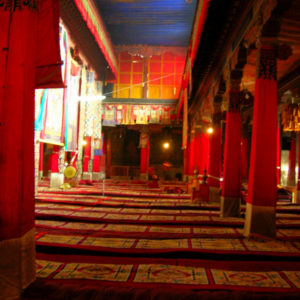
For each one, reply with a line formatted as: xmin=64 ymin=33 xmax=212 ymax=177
xmin=35 ymin=220 xmax=243 ymax=239
xmin=35 ymin=232 xmax=300 ymax=257
xmin=38 ymin=188 xmax=191 ymax=199
xmin=35 ymin=207 xmax=244 ymax=225
xmin=33 ymin=255 xmax=300 ymax=293
xmin=35 ymin=203 xmax=219 ymax=216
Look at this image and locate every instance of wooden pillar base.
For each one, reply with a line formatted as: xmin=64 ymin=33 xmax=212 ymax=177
xmin=0 ymin=229 xmax=36 ymax=300
xmin=140 ymin=173 xmax=148 ymax=181
xmin=209 ymin=186 xmax=221 ymax=203
xmin=50 ymin=173 xmax=64 ymax=188
xmin=220 ymin=196 xmax=240 ymax=217
xmin=294 ymin=191 xmax=300 ymax=204
xmin=82 ymin=172 xmax=92 ymax=181
xmin=244 ymin=203 xmax=276 ymax=238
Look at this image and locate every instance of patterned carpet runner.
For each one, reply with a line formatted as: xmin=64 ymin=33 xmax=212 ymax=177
xmin=26 ymin=179 xmax=300 ymax=298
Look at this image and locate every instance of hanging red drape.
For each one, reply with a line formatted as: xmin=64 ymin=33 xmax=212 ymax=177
xmin=35 ymin=0 xmax=63 ymax=88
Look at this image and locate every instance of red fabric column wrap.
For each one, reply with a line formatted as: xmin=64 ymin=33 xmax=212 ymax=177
xmin=92 ymin=155 xmax=100 ymax=172
xmin=208 ymin=125 xmax=221 ymax=187
xmin=99 ymin=138 xmax=106 ymax=173
xmin=188 ymin=135 xmax=195 ymax=175
xmin=297 ymin=134 xmax=300 ymax=191
xmin=140 ymin=133 xmax=149 ymax=174
xmin=287 ymin=137 xmax=296 ymax=186
xmin=221 ymin=111 xmax=241 ymax=198
xmin=247 ymin=46 xmax=278 ymax=207
xmin=200 ymin=132 xmax=210 ymax=175
xmin=51 ymin=145 xmax=60 ymax=173
xmin=0 ymin=6 xmax=38 ymax=239
xmin=83 ymin=136 xmax=91 ymax=172
xmin=276 ymin=126 xmax=281 ymax=185
xmin=241 ymin=137 xmax=248 ymax=180
xmin=183 ymin=145 xmax=189 ymax=176
xmin=39 ymin=142 xmax=44 ymax=172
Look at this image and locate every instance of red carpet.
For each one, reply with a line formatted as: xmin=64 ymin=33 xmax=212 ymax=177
xmin=22 ymin=180 xmax=300 ymax=299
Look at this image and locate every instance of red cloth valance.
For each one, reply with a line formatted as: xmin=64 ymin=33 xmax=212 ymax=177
xmin=35 ymin=0 xmax=64 ymax=89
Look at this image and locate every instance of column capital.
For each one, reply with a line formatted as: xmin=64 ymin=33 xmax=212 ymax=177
xmin=0 ymin=0 xmax=38 ymax=11
xmin=257 ymin=45 xmax=277 ymax=81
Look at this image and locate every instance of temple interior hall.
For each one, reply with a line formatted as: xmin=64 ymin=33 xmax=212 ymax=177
xmin=1 ymin=0 xmax=300 ymax=299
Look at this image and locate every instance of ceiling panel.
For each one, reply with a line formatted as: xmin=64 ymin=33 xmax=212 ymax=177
xmin=94 ymin=0 xmax=197 ymax=47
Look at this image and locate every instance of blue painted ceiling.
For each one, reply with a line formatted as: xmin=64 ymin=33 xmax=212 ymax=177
xmin=94 ymin=0 xmax=197 ymax=47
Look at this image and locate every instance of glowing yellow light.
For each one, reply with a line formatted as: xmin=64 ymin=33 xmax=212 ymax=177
xmin=207 ymin=127 xmax=213 ymax=134
xmin=82 ymin=140 xmax=87 ymax=146
xmin=163 ymin=142 xmax=170 ymax=149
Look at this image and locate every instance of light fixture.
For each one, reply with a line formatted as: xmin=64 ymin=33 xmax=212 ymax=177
xmin=163 ymin=142 xmax=170 ymax=149
xmin=82 ymin=140 xmax=87 ymax=146
xmin=207 ymin=127 xmax=213 ymax=134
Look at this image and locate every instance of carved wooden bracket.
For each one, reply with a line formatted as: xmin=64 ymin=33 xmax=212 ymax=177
xmin=0 ymin=0 xmax=38 ymax=11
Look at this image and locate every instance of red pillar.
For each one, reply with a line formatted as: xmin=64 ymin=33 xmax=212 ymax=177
xmin=221 ymin=111 xmax=241 ymax=217
xmin=99 ymin=138 xmax=106 ymax=176
xmin=200 ymin=132 xmax=210 ymax=176
xmin=0 ymin=6 xmax=37 ymax=297
xmin=241 ymin=137 xmax=248 ymax=181
xmin=183 ymin=143 xmax=189 ymax=181
xmin=83 ymin=136 xmax=91 ymax=173
xmin=39 ymin=142 xmax=44 ymax=178
xmin=106 ymin=132 xmax=112 ymax=178
xmin=92 ymin=139 xmax=101 ymax=174
xmin=244 ymin=45 xmax=278 ymax=238
xmin=140 ymin=132 xmax=150 ymax=180
xmin=93 ymin=155 xmax=100 ymax=172
xmin=276 ymin=125 xmax=281 ymax=185
xmin=287 ymin=136 xmax=296 ymax=186
xmin=194 ymin=132 xmax=201 ymax=173
xmin=50 ymin=145 xmax=60 ymax=173
xmin=208 ymin=125 xmax=222 ymax=187
xmin=188 ymin=134 xmax=196 ymax=176
xmin=296 ymin=134 xmax=300 ymax=204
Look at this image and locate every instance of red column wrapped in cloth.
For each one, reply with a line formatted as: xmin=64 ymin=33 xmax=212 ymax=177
xmin=140 ymin=132 xmax=150 ymax=179
xmin=221 ymin=110 xmax=241 ymax=217
xmin=83 ymin=136 xmax=92 ymax=172
xmin=208 ymin=125 xmax=222 ymax=187
xmin=244 ymin=45 xmax=279 ymax=238
xmin=0 ymin=1 xmax=62 ymax=297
